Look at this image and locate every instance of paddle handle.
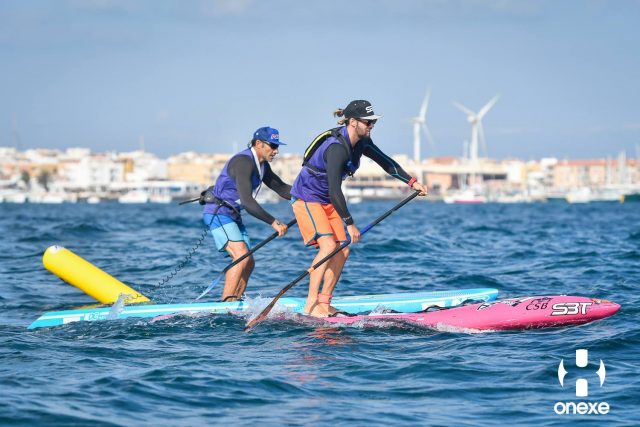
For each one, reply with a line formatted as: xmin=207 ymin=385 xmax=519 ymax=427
xmin=244 ymin=191 xmax=420 ymax=331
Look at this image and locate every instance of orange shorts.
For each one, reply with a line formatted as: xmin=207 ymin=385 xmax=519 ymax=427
xmin=292 ymin=199 xmax=347 ymax=247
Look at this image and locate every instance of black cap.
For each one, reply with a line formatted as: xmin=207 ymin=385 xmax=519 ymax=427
xmin=343 ymin=100 xmax=382 ymax=120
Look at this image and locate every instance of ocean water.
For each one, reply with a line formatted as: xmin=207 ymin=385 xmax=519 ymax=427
xmin=1 ymin=200 xmax=639 ymax=426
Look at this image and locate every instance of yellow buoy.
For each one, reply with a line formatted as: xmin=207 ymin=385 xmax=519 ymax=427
xmin=43 ymin=245 xmax=150 ymax=304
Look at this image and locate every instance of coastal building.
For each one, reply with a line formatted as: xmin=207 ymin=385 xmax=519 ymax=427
xmin=167 ymin=152 xmax=231 ymax=187
xmin=552 ymin=157 xmax=639 ymax=189
xmin=118 ymin=150 xmax=167 ymax=182
xmin=1 ymin=145 xmax=639 ymax=204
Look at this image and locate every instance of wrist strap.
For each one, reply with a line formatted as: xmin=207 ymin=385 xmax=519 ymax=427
xmin=407 ymin=177 xmax=417 ymax=187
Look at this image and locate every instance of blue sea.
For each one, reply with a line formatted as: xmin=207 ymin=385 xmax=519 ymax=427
xmin=1 ymin=200 xmax=638 ymax=426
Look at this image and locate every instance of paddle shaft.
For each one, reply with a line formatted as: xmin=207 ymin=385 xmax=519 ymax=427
xmin=195 ymin=218 xmax=298 ymax=301
xmin=222 ymin=218 xmax=297 ymax=275
xmin=244 ymin=191 xmax=420 ymax=331
xmin=178 ymin=197 xmax=200 ymax=205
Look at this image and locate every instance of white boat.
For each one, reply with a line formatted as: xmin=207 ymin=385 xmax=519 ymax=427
xmin=28 ymin=192 xmax=77 ymax=203
xmin=565 ymin=187 xmax=591 ymax=204
xmin=87 ymin=196 xmax=101 ymax=204
xmin=591 ymin=187 xmax=624 ymax=202
xmin=0 ymin=190 xmax=27 ymax=203
xmin=5 ymin=193 xmax=27 ymax=203
xmin=149 ymin=194 xmax=172 ymax=204
xmin=40 ymin=194 xmax=65 ymax=204
xmin=493 ymin=193 xmax=529 ymax=204
xmin=443 ymin=189 xmax=487 ymax=204
xmin=118 ymin=190 xmax=149 ymax=203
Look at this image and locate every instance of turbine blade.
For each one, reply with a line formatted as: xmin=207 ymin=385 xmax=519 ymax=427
xmin=453 ymin=101 xmax=475 ymax=117
xmin=478 ymin=94 xmax=500 ymax=119
xmin=419 ymin=89 xmax=431 ymax=120
xmin=422 ymin=124 xmax=435 ymax=149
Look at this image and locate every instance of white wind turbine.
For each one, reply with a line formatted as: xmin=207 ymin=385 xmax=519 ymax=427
xmin=453 ymin=95 xmax=499 ymax=164
xmin=411 ymin=90 xmax=434 ymax=163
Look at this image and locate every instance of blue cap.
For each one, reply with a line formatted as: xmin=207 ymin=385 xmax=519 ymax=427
xmin=253 ymin=126 xmax=286 ymax=145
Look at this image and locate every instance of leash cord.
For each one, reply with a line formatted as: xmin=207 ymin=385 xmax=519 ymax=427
xmin=156 ymin=227 xmax=209 ymax=288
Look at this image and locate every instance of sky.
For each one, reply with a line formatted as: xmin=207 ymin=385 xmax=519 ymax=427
xmin=1 ymin=0 xmax=639 ymax=160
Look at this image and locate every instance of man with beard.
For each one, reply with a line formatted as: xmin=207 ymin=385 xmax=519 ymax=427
xmin=290 ymin=101 xmax=428 ymax=317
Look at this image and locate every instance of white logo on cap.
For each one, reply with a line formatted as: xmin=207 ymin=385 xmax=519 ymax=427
xmin=271 ymin=134 xmax=278 ymax=140
xmin=366 ymin=106 xmax=374 ymax=113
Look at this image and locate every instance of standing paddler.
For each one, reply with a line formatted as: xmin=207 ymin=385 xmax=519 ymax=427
xmin=203 ymin=126 xmax=292 ymax=302
xmin=290 ymin=100 xmax=428 ymax=317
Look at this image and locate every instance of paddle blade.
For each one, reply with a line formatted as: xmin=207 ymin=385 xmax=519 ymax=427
xmin=244 ymin=291 xmax=286 ymax=330
xmin=244 ymin=311 xmax=267 ymax=331
xmin=195 ymin=274 xmax=222 ymax=301
xmin=244 ymin=282 xmax=296 ymax=331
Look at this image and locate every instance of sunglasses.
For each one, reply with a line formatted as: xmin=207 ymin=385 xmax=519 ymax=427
xmin=265 ymin=142 xmax=280 ymax=150
xmin=356 ymin=118 xmax=377 ymax=126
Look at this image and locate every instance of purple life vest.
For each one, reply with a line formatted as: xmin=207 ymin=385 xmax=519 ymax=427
xmin=203 ymin=148 xmax=264 ymax=217
xmin=291 ymin=127 xmax=361 ymax=204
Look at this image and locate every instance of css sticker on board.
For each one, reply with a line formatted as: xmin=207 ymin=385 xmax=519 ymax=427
xmin=554 ymin=349 xmax=610 ymax=416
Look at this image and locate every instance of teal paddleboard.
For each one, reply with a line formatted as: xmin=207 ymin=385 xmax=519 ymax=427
xmin=28 ymin=288 xmax=498 ymax=329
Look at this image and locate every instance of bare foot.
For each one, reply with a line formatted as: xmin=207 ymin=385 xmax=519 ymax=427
xmin=304 ymin=303 xmax=331 ymax=317
xmin=304 ymin=302 xmax=339 ymax=318
xmin=325 ymin=305 xmax=340 ymax=316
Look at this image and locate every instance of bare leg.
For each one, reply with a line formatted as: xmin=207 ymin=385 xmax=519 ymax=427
xmin=305 ymin=237 xmax=350 ymax=317
xmin=304 ymin=236 xmax=337 ymax=316
xmin=319 ymin=246 xmax=349 ymax=314
xmin=236 ymin=256 xmax=255 ymax=297
xmin=222 ymin=241 xmax=253 ymax=302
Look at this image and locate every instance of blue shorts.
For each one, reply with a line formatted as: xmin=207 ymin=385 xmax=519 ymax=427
xmin=203 ymin=214 xmax=251 ymax=252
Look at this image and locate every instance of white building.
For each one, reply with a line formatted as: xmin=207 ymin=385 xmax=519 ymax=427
xmin=118 ymin=150 xmax=167 ymax=182
xmin=59 ymin=152 xmax=125 ymax=192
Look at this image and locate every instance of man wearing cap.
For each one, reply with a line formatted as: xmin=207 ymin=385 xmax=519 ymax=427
xmin=203 ymin=126 xmax=291 ymax=302
xmin=290 ymin=100 xmax=428 ymax=317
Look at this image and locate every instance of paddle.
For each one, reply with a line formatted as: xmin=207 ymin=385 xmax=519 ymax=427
xmin=244 ymin=191 xmax=420 ymax=331
xmin=195 ymin=218 xmax=298 ymax=301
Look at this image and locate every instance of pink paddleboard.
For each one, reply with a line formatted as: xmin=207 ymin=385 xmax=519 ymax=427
xmin=319 ymin=296 xmax=620 ymax=331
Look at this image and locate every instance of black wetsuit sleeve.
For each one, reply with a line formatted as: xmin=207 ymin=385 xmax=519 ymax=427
xmin=363 ymin=141 xmax=413 ymax=183
xmin=227 ymin=156 xmax=275 ymax=225
xmin=262 ymin=163 xmax=292 ymax=200
xmin=324 ymin=143 xmax=354 ymax=225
